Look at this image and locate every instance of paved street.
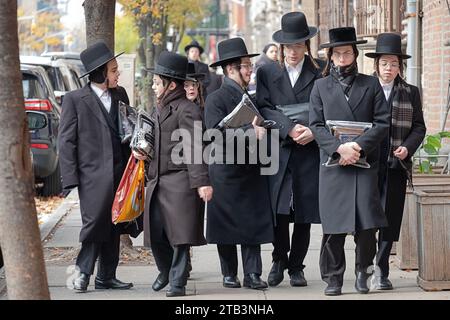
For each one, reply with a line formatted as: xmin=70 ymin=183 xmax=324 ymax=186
xmin=2 ymin=190 xmax=448 ymax=301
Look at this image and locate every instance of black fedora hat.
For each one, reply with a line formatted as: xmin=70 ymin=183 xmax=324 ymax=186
xmin=184 ymin=40 xmax=204 ymax=55
xmin=272 ymin=11 xmax=318 ymax=44
xmin=210 ymin=37 xmax=259 ymax=68
xmin=365 ymin=33 xmax=411 ymax=59
xmin=80 ymin=40 xmax=124 ymax=78
xmin=146 ymin=51 xmax=189 ymax=81
xmin=320 ymin=27 xmax=367 ymax=48
xmin=186 ymin=62 xmax=205 ymax=81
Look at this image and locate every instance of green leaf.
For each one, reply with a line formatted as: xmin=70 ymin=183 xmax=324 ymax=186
xmin=419 ymin=160 xmax=431 ymax=173
xmin=439 ymin=131 xmax=450 ymax=138
xmin=424 ymin=144 xmax=438 ymax=154
xmin=427 ymin=135 xmax=442 ymax=149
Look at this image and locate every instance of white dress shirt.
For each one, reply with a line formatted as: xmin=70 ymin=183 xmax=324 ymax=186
xmin=91 ymin=83 xmax=111 ymax=113
xmin=380 ymin=79 xmax=395 ymax=101
xmin=285 ymin=58 xmax=305 ymax=87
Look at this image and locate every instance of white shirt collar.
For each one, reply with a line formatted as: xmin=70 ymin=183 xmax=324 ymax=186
xmin=379 ymin=79 xmax=395 ymax=90
xmin=379 ymin=79 xmax=395 ymax=100
xmin=285 ymin=58 xmax=304 ymax=74
xmin=285 ymin=58 xmax=305 ymax=87
xmin=90 ymin=83 xmax=109 ymax=98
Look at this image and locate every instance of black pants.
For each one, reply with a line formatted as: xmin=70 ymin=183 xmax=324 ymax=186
xmin=319 ymin=229 xmax=377 ymax=287
xmin=150 ymin=197 xmax=189 ymax=288
xmin=375 ymin=238 xmax=393 ymax=277
xmin=272 ymin=214 xmax=311 ymax=273
xmin=76 ymin=226 xmax=121 ymax=280
xmin=217 ymin=244 xmax=262 ymax=277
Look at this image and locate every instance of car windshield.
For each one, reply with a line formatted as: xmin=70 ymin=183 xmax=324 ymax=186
xmin=22 ymin=73 xmax=46 ymax=99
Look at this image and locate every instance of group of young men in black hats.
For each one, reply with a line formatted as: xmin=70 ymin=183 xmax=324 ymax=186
xmin=59 ymin=9 xmax=425 ymax=297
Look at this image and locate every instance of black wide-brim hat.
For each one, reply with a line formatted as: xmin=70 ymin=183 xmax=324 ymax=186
xmin=184 ymin=40 xmax=204 ymax=55
xmin=146 ymin=51 xmax=189 ymax=81
xmin=210 ymin=37 xmax=259 ymax=68
xmin=320 ymin=27 xmax=367 ymax=48
xmin=365 ymin=33 xmax=411 ymax=59
xmin=80 ymin=40 xmax=124 ymax=78
xmin=186 ymin=62 xmax=205 ymax=81
xmin=272 ymin=11 xmax=318 ymax=44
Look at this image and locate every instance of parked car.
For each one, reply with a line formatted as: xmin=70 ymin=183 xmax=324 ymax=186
xmin=20 ymin=55 xmax=83 ymax=105
xmin=21 ymin=63 xmax=62 ymax=196
xmin=41 ymin=51 xmax=88 ymax=87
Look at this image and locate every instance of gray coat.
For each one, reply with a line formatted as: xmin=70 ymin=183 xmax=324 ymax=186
xmin=309 ymin=73 xmax=390 ymax=234
xmin=143 ymin=96 xmax=209 ymax=247
xmin=59 ymin=84 xmax=131 ymax=242
xmin=256 ymin=56 xmax=321 ymax=224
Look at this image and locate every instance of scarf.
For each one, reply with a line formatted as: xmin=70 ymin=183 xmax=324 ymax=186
xmin=157 ymin=85 xmax=186 ymax=110
xmin=330 ymin=61 xmax=358 ymax=97
xmin=388 ymin=77 xmax=414 ymax=185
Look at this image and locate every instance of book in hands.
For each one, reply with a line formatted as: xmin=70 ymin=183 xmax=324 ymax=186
xmin=217 ymin=93 xmax=265 ymax=129
xmin=323 ymin=120 xmax=373 ymax=169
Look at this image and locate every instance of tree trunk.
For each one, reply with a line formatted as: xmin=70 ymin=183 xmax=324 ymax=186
xmin=0 ymin=1 xmax=50 ymax=300
xmin=83 ymin=0 xmax=116 ymax=49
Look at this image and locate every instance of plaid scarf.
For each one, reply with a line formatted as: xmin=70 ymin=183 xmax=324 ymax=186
xmin=388 ymin=77 xmax=414 ymax=185
xmin=330 ymin=61 xmax=358 ymax=97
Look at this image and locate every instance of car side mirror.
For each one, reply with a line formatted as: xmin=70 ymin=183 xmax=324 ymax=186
xmin=26 ymin=111 xmax=48 ymax=130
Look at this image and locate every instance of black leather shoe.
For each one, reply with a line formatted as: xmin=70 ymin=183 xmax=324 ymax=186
xmin=372 ymin=276 xmax=393 ymax=290
xmin=95 ymin=277 xmax=133 ymax=290
xmin=166 ymin=286 xmax=186 ymax=297
xmin=355 ymin=271 xmax=371 ymax=294
xmin=223 ymin=275 xmax=241 ymax=288
xmin=152 ymin=273 xmax=169 ymax=292
xmin=324 ymin=285 xmax=342 ymax=296
xmin=73 ymin=272 xmax=90 ymax=293
xmin=289 ymin=270 xmax=307 ymax=287
xmin=243 ymin=273 xmax=268 ymax=290
xmin=267 ymin=261 xmax=286 ymax=287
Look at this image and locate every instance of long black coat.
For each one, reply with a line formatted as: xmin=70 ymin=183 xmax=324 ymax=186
xmin=204 ymin=78 xmax=274 ymax=245
xmin=59 ymin=84 xmax=131 ymax=242
xmin=143 ymin=96 xmax=209 ymax=247
xmin=309 ymin=73 xmax=390 ymax=234
xmin=378 ymin=77 xmax=426 ymax=241
xmin=256 ymin=56 xmax=321 ymax=224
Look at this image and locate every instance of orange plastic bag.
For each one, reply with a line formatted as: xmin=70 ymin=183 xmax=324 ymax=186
xmin=112 ymin=155 xmax=145 ymax=224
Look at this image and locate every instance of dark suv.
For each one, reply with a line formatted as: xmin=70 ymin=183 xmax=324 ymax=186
xmin=21 ymin=63 xmax=62 ymax=196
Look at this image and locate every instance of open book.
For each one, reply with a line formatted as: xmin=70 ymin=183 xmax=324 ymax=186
xmin=217 ymin=93 xmax=265 ymax=129
xmin=323 ymin=120 xmax=373 ymax=169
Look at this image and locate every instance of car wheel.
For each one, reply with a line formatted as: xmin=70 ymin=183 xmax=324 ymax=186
xmin=41 ymin=163 xmax=62 ymax=197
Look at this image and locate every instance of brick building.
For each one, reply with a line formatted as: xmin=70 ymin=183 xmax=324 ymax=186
xmin=228 ymin=0 xmax=449 ymax=135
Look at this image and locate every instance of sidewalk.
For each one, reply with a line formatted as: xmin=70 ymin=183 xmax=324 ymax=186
xmin=2 ymin=191 xmax=450 ymax=300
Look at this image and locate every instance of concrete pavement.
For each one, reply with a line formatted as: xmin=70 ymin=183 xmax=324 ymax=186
xmin=1 ymin=190 xmax=450 ymax=300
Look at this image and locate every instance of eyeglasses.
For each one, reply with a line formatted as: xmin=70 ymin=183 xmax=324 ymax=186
xmin=184 ymin=81 xmax=200 ymax=89
xmin=379 ymin=61 xmax=400 ymax=68
xmin=332 ymin=51 xmax=354 ymax=59
xmin=238 ymin=63 xmax=254 ymax=70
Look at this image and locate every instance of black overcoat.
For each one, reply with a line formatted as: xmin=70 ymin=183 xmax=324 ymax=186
xmin=204 ymin=78 xmax=274 ymax=245
xmin=59 ymin=84 xmax=131 ymax=242
xmin=256 ymin=56 xmax=321 ymax=224
xmin=378 ymin=77 xmax=426 ymax=241
xmin=309 ymin=73 xmax=390 ymax=234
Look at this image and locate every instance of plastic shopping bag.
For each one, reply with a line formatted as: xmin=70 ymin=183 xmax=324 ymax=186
xmin=112 ymin=155 xmax=145 ymax=224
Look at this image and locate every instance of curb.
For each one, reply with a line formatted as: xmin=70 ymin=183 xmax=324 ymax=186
xmin=40 ymin=189 xmax=79 ymax=242
xmin=0 ymin=189 xmax=79 ymax=298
